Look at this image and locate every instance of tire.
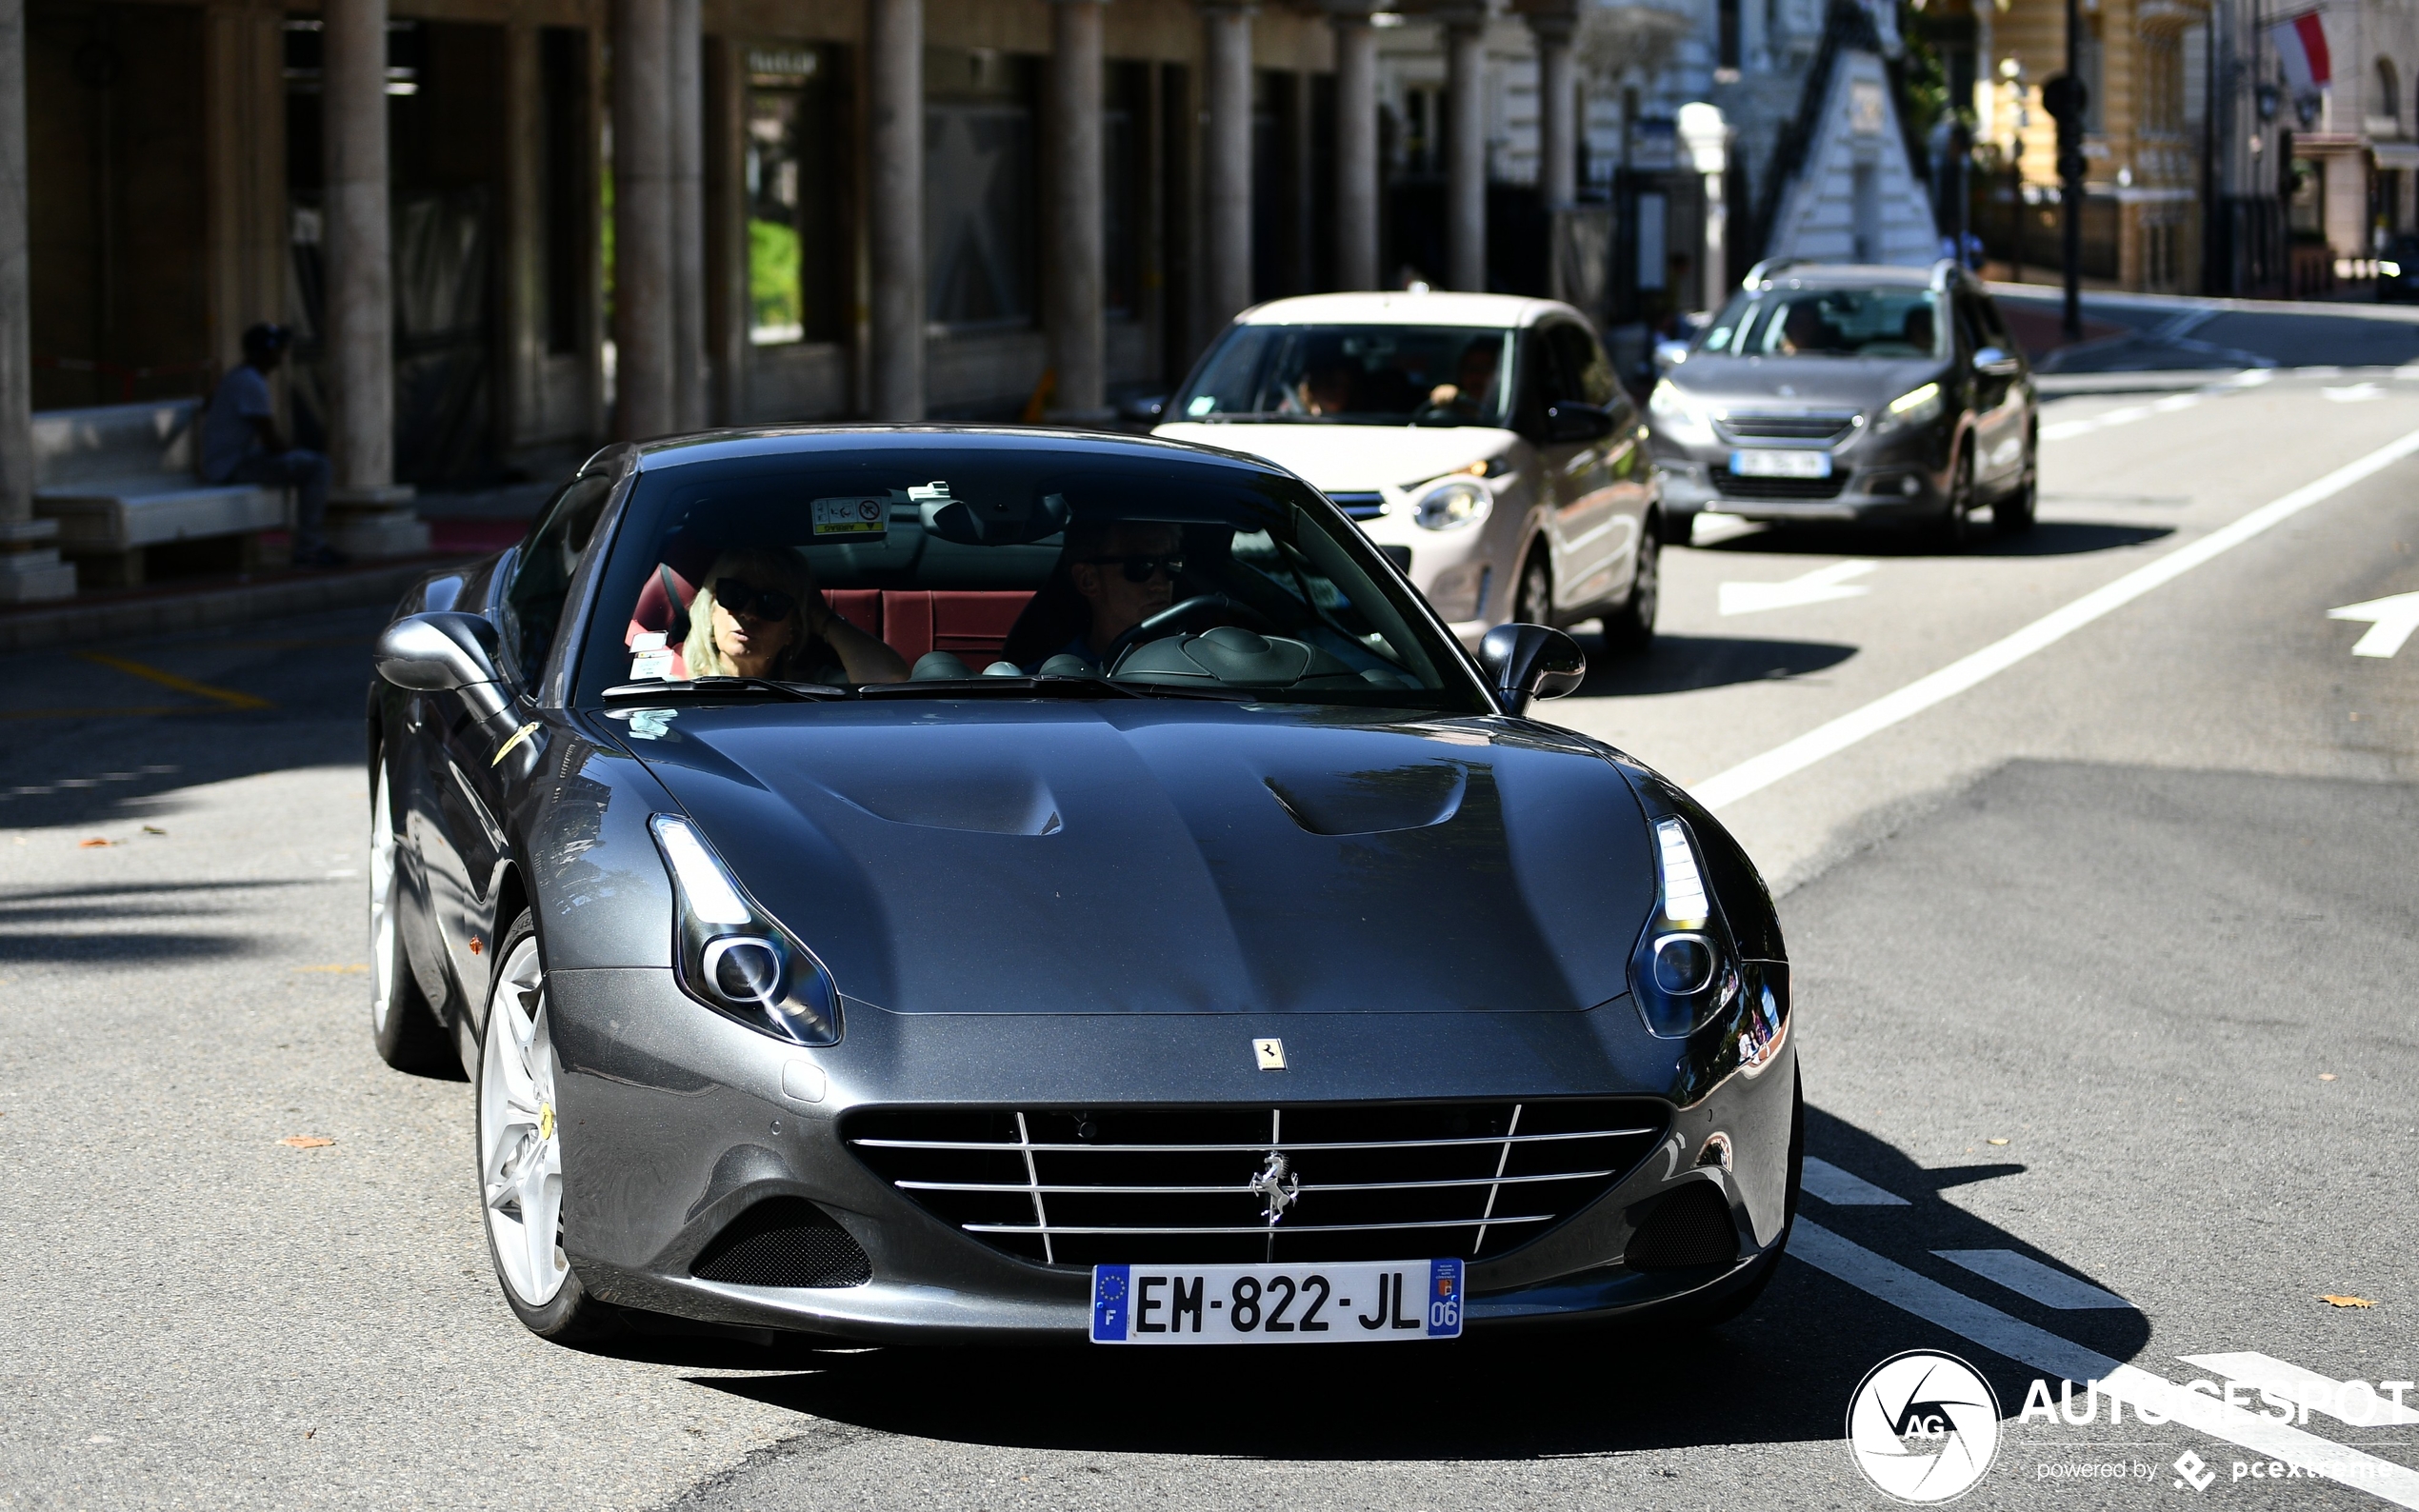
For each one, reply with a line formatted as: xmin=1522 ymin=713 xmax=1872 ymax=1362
xmin=1683 ymin=1067 xmax=1805 ymax=1332
xmin=1664 ymin=508 xmax=1698 ymax=548
xmin=1934 ymin=444 xmax=1976 ymax=549
xmin=1994 ymin=440 xmax=2038 ymax=534
xmin=370 ymin=753 xmax=452 ymax=1074
xmin=1512 ymin=547 xmax=1553 ymax=628
xmin=476 ymin=910 xmax=620 ymax=1343
xmin=1602 ymin=515 xmax=1660 ymax=654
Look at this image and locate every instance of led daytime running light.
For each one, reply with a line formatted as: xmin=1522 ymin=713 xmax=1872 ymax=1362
xmin=1888 ymin=382 xmax=1941 ymax=415
xmin=652 ymin=813 xmax=750 ymax=924
xmin=1654 ymin=819 xmax=1710 ymax=927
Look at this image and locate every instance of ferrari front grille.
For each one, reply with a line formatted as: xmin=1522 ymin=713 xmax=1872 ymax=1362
xmin=845 ymin=1100 xmax=1667 ymax=1269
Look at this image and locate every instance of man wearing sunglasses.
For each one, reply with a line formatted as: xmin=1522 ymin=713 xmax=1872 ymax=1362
xmin=1058 ymin=521 xmax=1187 ymax=667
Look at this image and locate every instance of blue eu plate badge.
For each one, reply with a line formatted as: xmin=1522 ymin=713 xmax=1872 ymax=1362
xmin=1091 ymin=1265 xmax=1131 ymax=1343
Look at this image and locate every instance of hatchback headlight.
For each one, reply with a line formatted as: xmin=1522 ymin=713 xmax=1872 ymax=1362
xmin=1410 ymin=478 xmax=1491 ymax=531
xmin=1874 ymin=381 xmax=1943 ymax=435
xmin=650 ymin=813 xmax=841 ymax=1045
xmin=1649 ymin=380 xmax=1716 ymax=446
xmin=1630 ymin=817 xmax=1744 ymax=1038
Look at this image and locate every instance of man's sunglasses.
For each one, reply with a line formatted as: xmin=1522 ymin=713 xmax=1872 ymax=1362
xmin=1083 ymin=553 xmax=1187 ymax=584
xmin=714 ymin=578 xmax=798 ymax=622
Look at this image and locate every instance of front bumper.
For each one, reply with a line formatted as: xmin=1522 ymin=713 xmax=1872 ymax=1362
xmin=1656 ymin=454 xmax=1947 ymax=523
xmin=546 ymin=966 xmax=1796 ymax=1343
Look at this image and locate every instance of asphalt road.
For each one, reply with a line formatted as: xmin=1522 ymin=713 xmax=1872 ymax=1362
xmin=2 ymin=365 xmax=2414 ymax=1511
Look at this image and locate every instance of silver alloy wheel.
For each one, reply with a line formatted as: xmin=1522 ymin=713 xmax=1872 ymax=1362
xmin=1630 ymin=526 xmax=1660 ymax=627
xmin=1516 ymin=552 xmax=1551 ymax=626
xmin=479 ymin=936 xmax=569 ymax=1305
xmin=370 ymin=764 xmax=401 ymax=1035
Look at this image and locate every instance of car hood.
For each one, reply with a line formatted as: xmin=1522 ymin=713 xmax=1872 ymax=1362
xmin=624 ymin=700 xmax=1654 ymax=1016
xmin=1152 ymin=422 xmax=1514 ymax=493
xmin=1667 ymin=355 xmax=1945 ymax=413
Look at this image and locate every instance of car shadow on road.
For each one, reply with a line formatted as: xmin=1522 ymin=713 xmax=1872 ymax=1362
xmin=1567 ymin=633 xmax=1859 ymax=697
xmin=0 ymin=878 xmax=308 ymax=965
xmin=659 ymin=1105 xmax=2150 ymax=1459
xmin=1685 ymin=520 xmax=2174 ymax=561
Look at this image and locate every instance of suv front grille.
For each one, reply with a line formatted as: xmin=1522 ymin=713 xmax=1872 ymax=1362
xmin=1326 ymin=491 xmax=1388 ymax=519
xmin=847 ymin=1099 xmax=1667 ymax=1269
xmin=1711 ymin=467 xmax=1850 ymax=501
xmin=1718 ymin=409 xmax=1860 ymax=444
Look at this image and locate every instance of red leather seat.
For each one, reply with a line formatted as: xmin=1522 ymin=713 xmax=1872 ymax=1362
xmin=881 ymin=590 xmax=1034 ymax=666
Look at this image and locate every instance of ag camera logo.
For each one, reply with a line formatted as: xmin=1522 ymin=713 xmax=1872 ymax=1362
xmin=1847 ymin=1350 xmax=2004 ymax=1502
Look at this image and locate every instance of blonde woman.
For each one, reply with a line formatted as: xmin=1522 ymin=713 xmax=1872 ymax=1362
xmin=681 ymin=546 xmax=908 ymax=685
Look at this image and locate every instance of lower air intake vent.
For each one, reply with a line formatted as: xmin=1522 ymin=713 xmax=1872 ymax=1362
xmin=690 ymin=1199 xmax=871 ymax=1287
xmin=847 ymin=1099 xmax=1668 ymax=1269
xmin=1623 ymin=1183 xmax=1739 ymax=1270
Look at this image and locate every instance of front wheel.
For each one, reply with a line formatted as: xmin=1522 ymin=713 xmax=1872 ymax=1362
xmin=370 ymin=754 xmax=451 ymax=1074
xmin=1994 ymin=444 xmax=2038 ymax=533
xmin=476 ymin=911 xmax=618 ymax=1343
xmin=1934 ymin=446 xmax=1977 ymax=549
xmin=1512 ymin=548 xmax=1553 ymax=628
xmin=1602 ymin=516 xmax=1660 ymax=654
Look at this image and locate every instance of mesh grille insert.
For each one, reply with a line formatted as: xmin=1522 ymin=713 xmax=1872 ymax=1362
xmin=690 ymin=1199 xmax=872 ymax=1287
xmin=1623 ymin=1182 xmax=1739 ymax=1270
xmin=847 ymin=1099 xmax=1668 ymax=1269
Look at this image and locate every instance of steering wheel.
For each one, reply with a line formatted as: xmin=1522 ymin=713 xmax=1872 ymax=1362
xmin=1103 ymin=594 xmax=1279 ymax=670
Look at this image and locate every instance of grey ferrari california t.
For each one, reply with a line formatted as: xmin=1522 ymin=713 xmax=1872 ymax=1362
xmin=365 ymin=426 xmax=1798 ymax=1348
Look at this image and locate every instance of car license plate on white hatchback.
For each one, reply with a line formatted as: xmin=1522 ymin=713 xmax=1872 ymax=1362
xmin=1729 ymin=448 xmax=1832 ymax=479
xmin=1090 ymin=1259 xmax=1464 ymax=1343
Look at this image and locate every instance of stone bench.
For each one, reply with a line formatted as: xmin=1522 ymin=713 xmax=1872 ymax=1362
xmin=32 ymin=399 xmax=290 ymax=587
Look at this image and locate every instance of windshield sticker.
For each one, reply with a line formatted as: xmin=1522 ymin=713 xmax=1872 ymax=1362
xmin=629 ymin=650 xmax=675 ymax=681
xmin=811 ymin=496 xmax=890 ymax=539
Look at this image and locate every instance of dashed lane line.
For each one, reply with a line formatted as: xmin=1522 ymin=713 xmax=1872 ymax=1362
xmin=1789 ymin=1221 xmax=2419 ymax=1508
xmin=1689 ymin=423 xmax=2419 ymax=811
xmin=1932 ymin=1248 xmax=2135 ymax=1310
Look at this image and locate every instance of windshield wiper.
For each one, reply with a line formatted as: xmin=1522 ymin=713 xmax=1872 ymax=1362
xmin=600 ymin=677 xmax=851 ymax=705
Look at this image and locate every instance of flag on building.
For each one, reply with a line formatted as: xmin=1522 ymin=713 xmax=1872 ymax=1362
xmin=2270 ymin=10 xmax=2331 ymax=92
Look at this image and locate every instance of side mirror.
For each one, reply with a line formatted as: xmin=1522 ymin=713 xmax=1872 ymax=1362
xmin=376 ymin=611 xmax=506 ymax=693
xmin=1480 ymin=623 xmax=1587 ymax=715
xmin=1545 ymin=402 xmax=1618 ymax=443
xmin=1653 ymin=340 xmax=1691 ymax=371
xmin=1973 ymin=345 xmax=2021 ymax=376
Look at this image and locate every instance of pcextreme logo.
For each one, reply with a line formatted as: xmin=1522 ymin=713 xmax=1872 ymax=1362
xmin=1846 ymin=1350 xmax=2005 ymax=1503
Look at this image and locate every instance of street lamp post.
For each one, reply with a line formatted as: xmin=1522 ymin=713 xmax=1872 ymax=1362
xmin=1678 ymin=102 xmax=1728 ymax=314
xmin=2049 ymin=0 xmax=2088 ymax=339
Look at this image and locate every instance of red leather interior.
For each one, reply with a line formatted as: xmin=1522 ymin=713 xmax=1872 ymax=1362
xmin=624 ymin=568 xmax=1033 ymax=675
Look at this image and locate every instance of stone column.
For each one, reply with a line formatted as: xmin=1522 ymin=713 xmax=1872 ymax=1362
xmin=0 ymin=0 xmax=69 ymax=602
xmin=867 ymin=0 xmax=924 ymax=422
xmin=670 ymin=0 xmax=707 ymax=431
xmin=1327 ymin=6 xmax=1379 ymax=290
xmin=1529 ymin=9 xmax=1577 ymax=209
xmin=614 ymin=0 xmax=674 ymax=439
xmin=1442 ymin=8 xmax=1488 ymax=292
xmin=323 ymin=0 xmax=424 ymax=555
xmin=1200 ymin=3 xmax=1254 ymax=327
xmin=1046 ymin=0 xmax=1109 ymax=421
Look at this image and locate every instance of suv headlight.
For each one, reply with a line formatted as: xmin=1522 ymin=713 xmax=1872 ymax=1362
xmin=1410 ymin=477 xmax=1492 ymax=531
xmin=1649 ymin=380 xmax=1716 ymax=447
xmin=1874 ymin=381 xmax=1943 ymax=435
xmin=650 ymin=813 xmax=841 ymax=1045
xmin=1630 ymin=817 xmax=1745 ymax=1038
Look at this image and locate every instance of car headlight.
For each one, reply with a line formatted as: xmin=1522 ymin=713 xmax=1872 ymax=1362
xmin=1630 ymin=817 xmax=1745 ymax=1038
xmin=1649 ymin=380 xmax=1715 ymax=446
xmin=1874 ymin=381 xmax=1943 ymax=435
xmin=1410 ymin=477 xmax=1492 ymax=531
xmin=2383 ymin=260 xmax=2403 ymax=278
xmin=650 ymin=813 xmax=841 ymax=1045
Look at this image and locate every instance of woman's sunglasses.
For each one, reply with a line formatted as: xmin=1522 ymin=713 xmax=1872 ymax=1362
xmin=714 ymin=578 xmax=798 ymax=622
xmin=1084 ymin=553 xmax=1187 ymax=585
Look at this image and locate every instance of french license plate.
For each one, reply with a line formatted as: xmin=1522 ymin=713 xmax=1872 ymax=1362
xmin=1090 ymin=1259 xmax=1464 ymax=1344
xmin=1730 ymin=448 xmax=1832 ymax=479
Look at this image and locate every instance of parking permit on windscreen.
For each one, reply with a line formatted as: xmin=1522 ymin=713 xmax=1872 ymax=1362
xmin=812 ymin=496 xmax=889 ymax=539
xmin=628 ymin=631 xmax=674 ymax=681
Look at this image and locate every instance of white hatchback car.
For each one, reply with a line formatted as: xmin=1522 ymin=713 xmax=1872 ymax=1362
xmin=1153 ymin=290 xmax=1662 ymax=651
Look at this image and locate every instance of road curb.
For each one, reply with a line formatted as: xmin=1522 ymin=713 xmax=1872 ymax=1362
xmin=0 ymin=557 xmax=471 ymax=654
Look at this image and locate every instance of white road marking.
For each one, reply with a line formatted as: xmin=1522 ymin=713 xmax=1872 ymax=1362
xmin=1691 ymin=425 xmax=2419 ymax=811
xmin=1789 ymin=1221 xmax=2419 ymax=1509
xmin=1718 ymin=560 xmax=1878 ymax=616
xmin=1800 ymin=1156 xmax=1910 ymax=1205
xmin=2179 ymin=1354 xmax=2419 ymax=1427
xmin=2327 ymin=384 xmax=2388 ymax=403
xmin=1933 ymin=1248 xmax=2134 ymax=1310
xmin=2329 ymin=590 xmax=2419 ymax=658
xmin=2036 ymin=370 xmax=2275 ymax=441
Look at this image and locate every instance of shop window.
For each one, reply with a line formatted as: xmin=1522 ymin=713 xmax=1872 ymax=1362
xmin=747 ymin=43 xmax=844 ymax=346
xmin=926 ymin=47 xmax=1037 ymax=328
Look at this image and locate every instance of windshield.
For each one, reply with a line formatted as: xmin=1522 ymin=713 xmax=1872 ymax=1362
xmin=1703 ymin=288 xmax=1945 ymax=360
xmin=1173 ymin=325 xmax=1515 ymax=427
xmin=573 ymin=439 xmax=1490 ymax=711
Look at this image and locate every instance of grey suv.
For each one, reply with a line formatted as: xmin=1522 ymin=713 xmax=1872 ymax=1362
xmin=1647 ymin=260 xmax=2036 ymax=545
